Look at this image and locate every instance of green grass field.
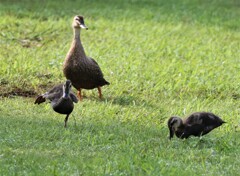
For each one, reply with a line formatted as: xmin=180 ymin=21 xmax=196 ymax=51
xmin=0 ymin=0 xmax=240 ymax=175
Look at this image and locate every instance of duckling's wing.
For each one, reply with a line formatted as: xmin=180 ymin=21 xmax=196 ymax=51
xmin=70 ymin=92 xmax=78 ymax=103
xmin=184 ymin=112 xmax=203 ymax=125
xmin=201 ymin=112 xmax=225 ymax=125
xmin=201 ymin=125 xmax=219 ymax=135
xmin=183 ymin=124 xmax=205 ymax=138
xmin=42 ymin=84 xmax=63 ymax=102
xmin=34 ymin=95 xmax=46 ymax=104
xmin=43 ymin=92 xmax=61 ymax=102
xmin=34 ymin=92 xmax=59 ymax=104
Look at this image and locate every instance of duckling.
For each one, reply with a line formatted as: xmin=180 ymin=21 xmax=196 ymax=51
xmin=34 ymin=80 xmax=78 ymax=127
xmin=63 ymin=15 xmax=110 ymax=100
xmin=168 ymin=112 xmax=225 ymax=139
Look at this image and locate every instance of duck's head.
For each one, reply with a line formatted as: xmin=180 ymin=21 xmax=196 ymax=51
xmin=72 ymin=15 xmax=88 ymax=30
xmin=168 ymin=116 xmax=183 ymax=139
xmin=62 ymin=80 xmax=72 ymax=98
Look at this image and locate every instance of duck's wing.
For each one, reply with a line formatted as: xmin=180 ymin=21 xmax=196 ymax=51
xmin=87 ymin=57 xmax=110 ymax=85
xmin=88 ymin=57 xmax=105 ymax=76
xmin=89 ymin=57 xmax=99 ymax=66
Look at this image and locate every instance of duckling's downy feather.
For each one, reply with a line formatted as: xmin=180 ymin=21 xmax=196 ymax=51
xmin=34 ymin=80 xmax=78 ymax=127
xmin=168 ymin=112 xmax=225 ymax=139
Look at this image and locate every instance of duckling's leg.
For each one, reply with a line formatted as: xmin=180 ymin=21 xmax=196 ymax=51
xmin=77 ymin=89 xmax=83 ymax=101
xmin=97 ymin=86 xmax=102 ymax=99
xmin=64 ymin=114 xmax=70 ymax=128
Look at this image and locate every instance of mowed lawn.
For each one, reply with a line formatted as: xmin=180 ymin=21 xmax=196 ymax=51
xmin=0 ymin=0 xmax=240 ymax=175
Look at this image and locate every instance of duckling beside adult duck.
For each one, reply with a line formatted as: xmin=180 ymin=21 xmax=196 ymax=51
xmin=168 ymin=112 xmax=225 ymax=139
xmin=34 ymin=80 xmax=78 ymax=127
xmin=63 ymin=15 xmax=110 ymax=100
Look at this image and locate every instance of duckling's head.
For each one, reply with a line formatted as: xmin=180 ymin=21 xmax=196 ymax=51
xmin=168 ymin=116 xmax=183 ymax=139
xmin=62 ymin=80 xmax=72 ymax=98
xmin=72 ymin=15 xmax=88 ymax=30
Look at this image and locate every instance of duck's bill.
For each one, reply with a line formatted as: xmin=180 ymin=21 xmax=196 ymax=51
xmin=80 ymin=24 xmax=88 ymax=30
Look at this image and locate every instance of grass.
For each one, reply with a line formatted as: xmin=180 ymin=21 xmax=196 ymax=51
xmin=0 ymin=0 xmax=240 ymax=175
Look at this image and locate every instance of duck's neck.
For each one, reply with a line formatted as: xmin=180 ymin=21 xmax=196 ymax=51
xmin=70 ymin=28 xmax=87 ymax=59
xmin=74 ymin=28 xmax=81 ymax=39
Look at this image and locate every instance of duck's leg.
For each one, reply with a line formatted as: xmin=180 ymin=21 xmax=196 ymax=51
xmin=64 ymin=114 xmax=70 ymax=128
xmin=97 ymin=86 xmax=102 ymax=99
xmin=77 ymin=89 xmax=83 ymax=101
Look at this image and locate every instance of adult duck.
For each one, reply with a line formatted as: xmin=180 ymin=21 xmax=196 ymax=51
xmin=63 ymin=15 xmax=110 ymax=100
xmin=168 ymin=112 xmax=225 ymax=139
xmin=34 ymin=80 xmax=78 ymax=127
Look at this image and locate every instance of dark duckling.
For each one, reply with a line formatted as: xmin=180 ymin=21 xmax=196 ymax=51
xmin=168 ymin=112 xmax=225 ymax=139
xmin=63 ymin=15 xmax=110 ymax=100
xmin=34 ymin=80 xmax=78 ymax=127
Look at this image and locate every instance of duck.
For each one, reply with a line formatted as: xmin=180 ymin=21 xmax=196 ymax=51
xmin=34 ymin=80 xmax=78 ymax=127
xmin=63 ymin=15 xmax=110 ymax=100
xmin=167 ymin=112 xmax=226 ymax=139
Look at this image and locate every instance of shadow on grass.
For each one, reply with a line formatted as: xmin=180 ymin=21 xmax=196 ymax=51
xmin=104 ymin=95 xmax=157 ymax=109
xmin=66 ymin=91 xmax=156 ymax=108
xmin=0 ymin=87 xmax=37 ymax=98
xmin=0 ymin=82 xmax=59 ymax=98
xmin=108 ymin=95 xmax=141 ymax=106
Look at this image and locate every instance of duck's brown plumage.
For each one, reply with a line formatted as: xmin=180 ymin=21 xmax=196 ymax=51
xmin=34 ymin=80 xmax=78 ymax=127
xmin=63 ymin=15 xmax=109 ymax=100
xmin=168 ymin=112 xmax=225 ymax=139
